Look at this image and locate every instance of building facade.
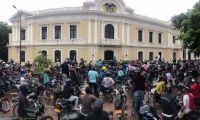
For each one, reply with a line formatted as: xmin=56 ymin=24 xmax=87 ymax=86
xmin=9 ymin=0 xmax=186 ymax=63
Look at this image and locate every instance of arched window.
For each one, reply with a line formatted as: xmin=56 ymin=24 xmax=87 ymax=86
xmin=69 ymin=50 xmax=77 ymax=61
xmin=54 ymin=50 xmax=61 ymax=62
xmin=41 ymin=50 xmax=47 ymax=57
xmin=138 ymin=51 xmax=143 ymax=61
xmin=105 ymin=24 xmax=114 ymax=39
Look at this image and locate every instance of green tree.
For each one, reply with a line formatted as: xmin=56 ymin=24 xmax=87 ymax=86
xmin=171 ymin=1 xmax=200 ymax=56
xmin=34 ymin=52 xmax=52 ymax=74
xmin=0 ymin=21 xmax=11 ymax=61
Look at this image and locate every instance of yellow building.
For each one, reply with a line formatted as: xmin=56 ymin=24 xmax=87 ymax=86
xmin=9 ymin=0 xmax=187 ymax=63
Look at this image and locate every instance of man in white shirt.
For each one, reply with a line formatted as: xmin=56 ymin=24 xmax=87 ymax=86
xmin=101 ymin=72 xmax=114 ymax=94
xmin=183 ymin=93 xmax=192 ymax=114
xmin=181 ymin=89 xmax=199 ymax=120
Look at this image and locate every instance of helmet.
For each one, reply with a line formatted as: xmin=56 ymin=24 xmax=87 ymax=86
xmin=101 ymin=66 xmax=107 ymax=71
xmin=92 ymin=99 xmax=104 ymax=113
xmin=19 ymin=84 xmax=31 ymax=96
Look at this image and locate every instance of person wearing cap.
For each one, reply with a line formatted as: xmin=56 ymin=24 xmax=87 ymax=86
xmin=85 ymin=99 xmax=110 ymax=120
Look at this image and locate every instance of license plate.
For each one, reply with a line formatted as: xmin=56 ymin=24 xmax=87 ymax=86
xmin=54 ymin=108 xmax=61 ymax=113
xmin=115 ymin=110 xmax=122 ymax=114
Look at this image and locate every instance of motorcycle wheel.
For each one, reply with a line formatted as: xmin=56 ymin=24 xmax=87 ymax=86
xmin=13 ymin=102 xmax=18 ymax=117
xmin=0 ymin=97 xmax=11 ymax=113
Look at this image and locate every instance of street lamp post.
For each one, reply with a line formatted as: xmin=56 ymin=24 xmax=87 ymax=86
xmin=13 ymin=5 xmax=22 ymax=66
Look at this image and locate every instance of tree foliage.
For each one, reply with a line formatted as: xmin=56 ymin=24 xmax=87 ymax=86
xmin=171 ymin=1 xmax=200 ymax=56
xmin=0 ymin=21 xmax=11 ymax=61
xmin=34 ymin=52 xmax=52 ymax=74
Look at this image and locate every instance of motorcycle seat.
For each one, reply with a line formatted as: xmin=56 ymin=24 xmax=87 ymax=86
xmin=59 ymin=99 xmax=75 ymax=109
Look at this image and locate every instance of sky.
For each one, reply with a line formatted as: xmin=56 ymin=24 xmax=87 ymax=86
xmin=0 ymin=0 xmax=199 ymax=24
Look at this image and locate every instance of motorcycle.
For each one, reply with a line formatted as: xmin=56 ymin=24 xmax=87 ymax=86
xmin=53 ymin=84 xmax=81 ymax=105
xmin=99 ymin=85 xmax=114 ymax=103
xmin=13 ymin=98 xmax=53 ymax=120
xmin=114 ymin=87 xmax=128 ymax=120
xmin=139 ymin=104 xmax=161 ymax=120
xmin=54 ymin=99 xmax=81 ymax=120
xmin=0 ymin=96 xmax=11 ymax=113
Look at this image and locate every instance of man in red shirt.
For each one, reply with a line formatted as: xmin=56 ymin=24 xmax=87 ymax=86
xmin=191 ymin=79 xmax=200 ymax=99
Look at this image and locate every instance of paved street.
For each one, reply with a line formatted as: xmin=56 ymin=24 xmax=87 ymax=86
xmin=0 ymin=91 xmax=157 ymax=120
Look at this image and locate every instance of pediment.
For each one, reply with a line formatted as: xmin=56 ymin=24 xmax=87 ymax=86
xmin=83 ymin=0 xmax=134 ymax=15
xmin=9 ymin=10 xmax=33 ymax=22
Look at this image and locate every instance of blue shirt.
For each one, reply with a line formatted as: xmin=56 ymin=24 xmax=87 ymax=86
xmin=117 ymin=70 xmax=124 ymax=77
xmin=88 ymin=70 xmax=98 ymax=83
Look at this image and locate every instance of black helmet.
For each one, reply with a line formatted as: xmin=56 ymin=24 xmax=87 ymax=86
xmin=19 ymin=84 xmax=31 ymax=96
xmin=92 ymin=99 xmax=104 ymax=113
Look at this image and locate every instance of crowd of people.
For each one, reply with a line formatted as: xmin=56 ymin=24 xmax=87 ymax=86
xmin=0 ymin=57 xmax=200 ymax=120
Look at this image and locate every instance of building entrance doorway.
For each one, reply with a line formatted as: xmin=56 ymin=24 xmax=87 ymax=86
xmin=104 ymin=50 xmax=114 ymax=60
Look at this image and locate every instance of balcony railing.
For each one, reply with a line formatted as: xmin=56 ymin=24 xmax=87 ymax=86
xmin=12 ymin=38 xmax=86 ymax=46
xmin=100 ymin=38 xmax=120 ymax=46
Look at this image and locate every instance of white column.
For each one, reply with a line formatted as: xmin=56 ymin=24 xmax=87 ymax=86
xmin=27 ymin=25 xmax=30 ymax=41
xmin=94 ymin=20 xmax=97 ymax=44
xmin=122 ymin=23 xmax=124 ymax=45
xmin=101 ymin=20 xmax=104 ymax=40
xmin=168 ymin=33 xmax=172 ymax=47
xmin=30 ymin=24 xmax=33 ymax=44
xmin=115 ymin=22 xmax=118 ymax=40
xmin=16 ymin=25 xmax=19 ymax=42
xmin=12 ymin=27 xmax=15 ymax=42
xmin=127 ymin=24 xmax=130 ymax=44
xmin=88 ymin=20 xmax=91 ymax=44
xmin=126 ymin=49 xmax=129 ymax=59
xmin=90 ymin=48 xmax=93 ymax=61
xmin=93 ymin=48 xmax=95 ymax=61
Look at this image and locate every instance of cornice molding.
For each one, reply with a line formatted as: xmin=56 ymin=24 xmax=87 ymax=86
xmin=9 ymin=1 xmax=171 ymax=29
xmin=11 ymin=10 xmax=172 ymax=29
